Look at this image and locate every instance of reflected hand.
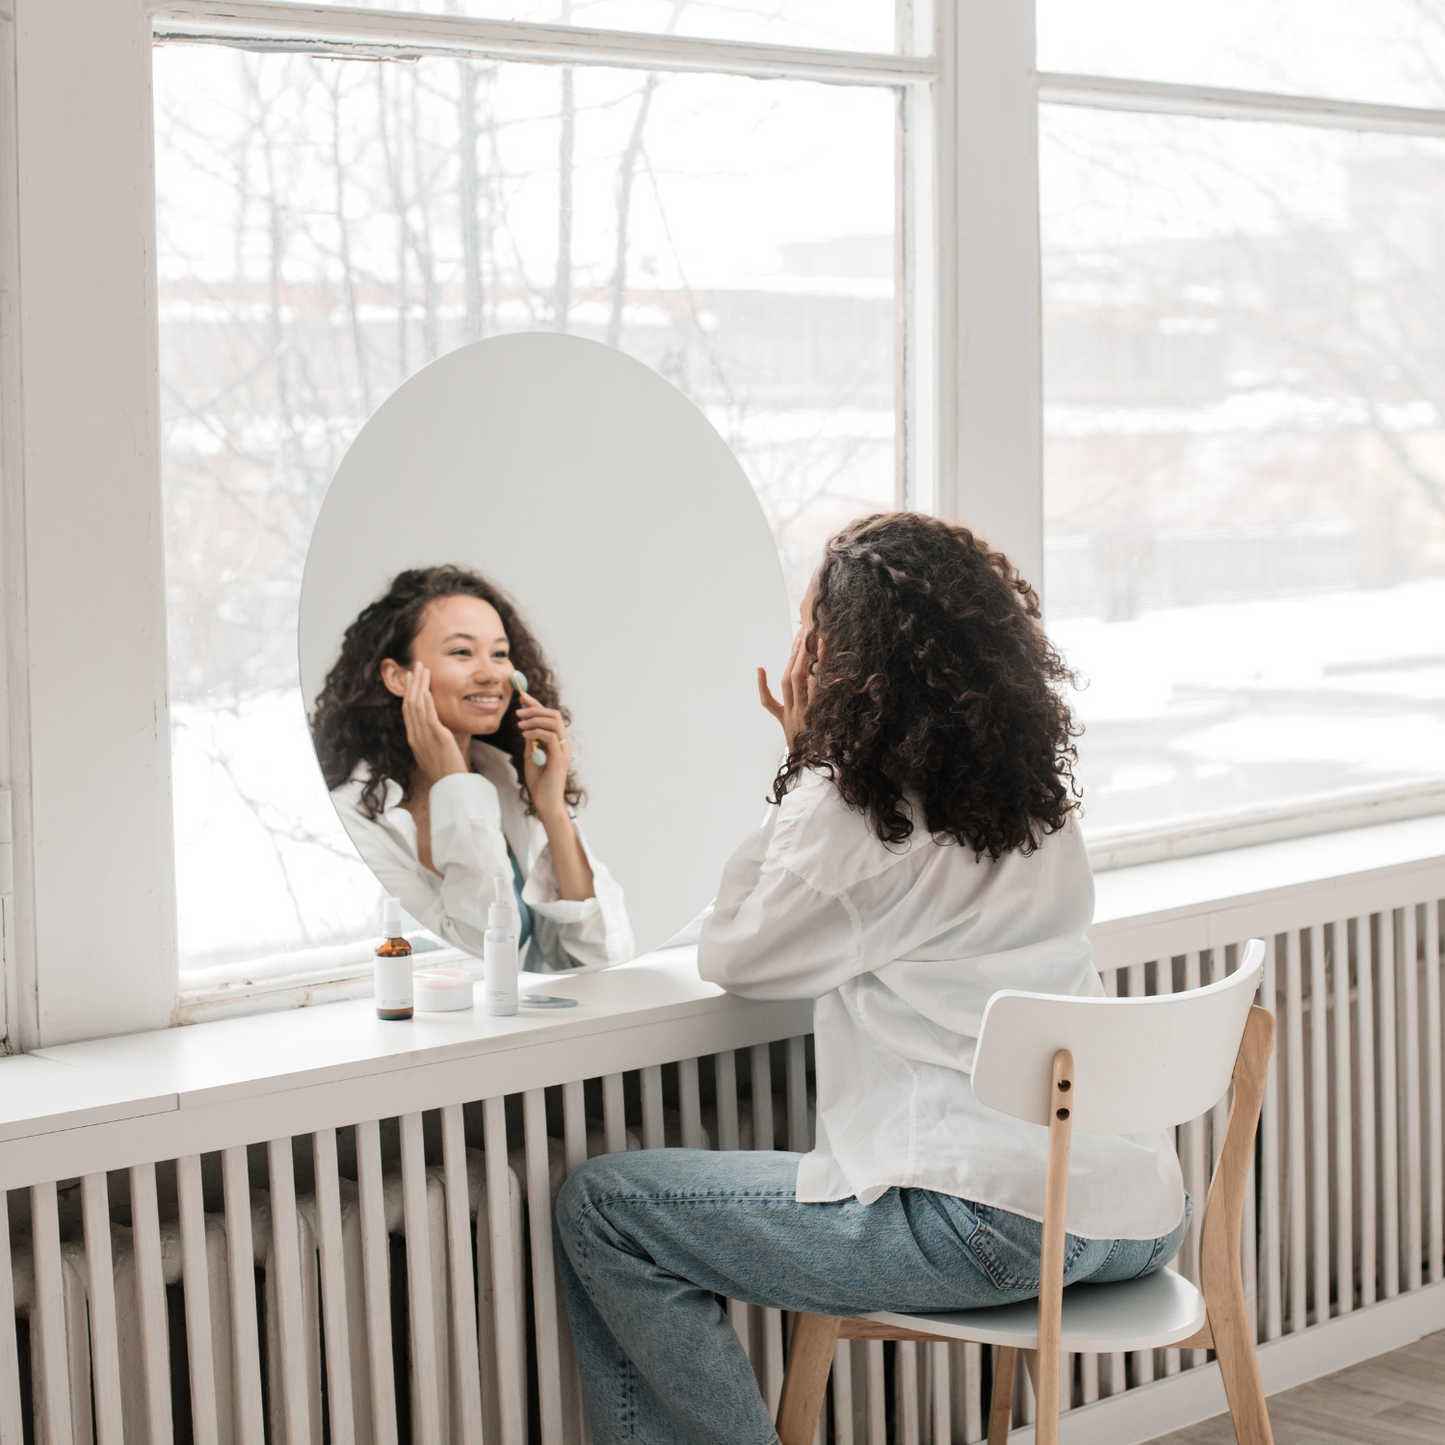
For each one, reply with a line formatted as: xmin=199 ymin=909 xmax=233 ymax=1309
xmin=758 ymin=627 xmax=820 ymax=753
xmin=401 ymin=663 xmax=469 ymax=784
xmin=517 ymin=691 xmax=572 ymax=820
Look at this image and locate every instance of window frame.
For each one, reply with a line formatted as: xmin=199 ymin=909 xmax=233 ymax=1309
xmin=2 ymin=0 xmax=1046 ymax=1044
xmin=1035 ymin=64 xmax=1445 ymax=866
xmin=35 ymin=3 xmax=1445 ymax=1040
xmin=2 ymin=0 xmax=179 ymax=1052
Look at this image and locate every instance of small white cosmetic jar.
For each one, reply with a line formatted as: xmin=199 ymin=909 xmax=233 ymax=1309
xmin=413 ymin=967 xmax=475 ymax=1012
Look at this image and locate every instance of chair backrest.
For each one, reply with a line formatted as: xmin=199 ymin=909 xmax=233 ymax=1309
xmin=971 ymin=938 xmax=1265 ymax=1135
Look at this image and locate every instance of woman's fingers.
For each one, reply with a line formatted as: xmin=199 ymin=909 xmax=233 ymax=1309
xmin=515 ymin=703 xmax=563 ymax=724
xmin=521 ymin=721 xmax=567 ymax=781
xmin=517 ymin=690 xmax=569 ymax=760
xmin=808 ymin=636 xmax=825 ymax=704
xmin=516 ymin=696 xmax=564 ymax=724
xmin=419 ymin=673 xmax=446 ymax=732
xmin=416 ymin=669 xmax=453 ymax=744
xmin=786 ymin=634 xmax=812 ymax=720
xmin=400 ymin=664 xmax=424 ymax=747
xmin=779 ymin=631 xmax=802 ymax=710
xmin=397 ymin=665 xmax=468 ymax=780
xmin=790 ymin=631 xmax=813 ymax=685
xmin=517 ymin=699 xmax=569 ymax=755
xmin=757 ymin=667 xmax=785 ymax=720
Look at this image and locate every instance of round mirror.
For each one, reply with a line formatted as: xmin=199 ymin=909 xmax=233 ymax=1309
xmin=299 ymin=333 xmax=791 ymax=968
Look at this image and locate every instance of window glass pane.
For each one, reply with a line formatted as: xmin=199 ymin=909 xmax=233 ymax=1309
xmin=1037 ymin=0 xmax=1445 ymax=110
xmin=240 ymin=0 xmax=898 ymax=53
xmin=156 ymin=46 xmax=896 ymax=971
xmin=1040 ymin=105 xmax=1445 ymax=834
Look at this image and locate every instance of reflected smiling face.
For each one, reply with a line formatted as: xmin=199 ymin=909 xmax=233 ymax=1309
xmin=382 ymin=594 xmax=514 ymax=738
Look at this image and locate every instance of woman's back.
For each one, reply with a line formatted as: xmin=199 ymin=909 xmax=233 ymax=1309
xmin=700 ymin=768 xmax=1184 ymax=1240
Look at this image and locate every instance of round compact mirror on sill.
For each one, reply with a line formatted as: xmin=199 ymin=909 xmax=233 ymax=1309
xmin=299 ymin=332 xmax=791 ymax=970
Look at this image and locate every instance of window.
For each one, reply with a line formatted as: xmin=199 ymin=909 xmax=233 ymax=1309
xmin=1037 ymin=6 xmax=1445 ymax=841
xmin=155 ymin=28 xmax=901 ymax=974
xmin=1037 ymin=0 xmax=1445 ymax=110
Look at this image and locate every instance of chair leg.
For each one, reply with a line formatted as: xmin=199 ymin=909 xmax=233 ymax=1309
xmin=987 ymin=1346 xmax=1016 ymax=1445
xmin=1213 ymin=1312 xmax=1274 ymax=1445
xmin=776 ymin=1314 xmax=842 ymax=1445
xmin=1024 ymin=1347 xmax=1065 ymax=1445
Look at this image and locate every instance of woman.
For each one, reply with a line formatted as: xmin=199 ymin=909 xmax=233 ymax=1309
xmin=311 ymin=564 xmax=632 ymax=971
xmin=554 ymin=513 xmax=1187 ymax=1445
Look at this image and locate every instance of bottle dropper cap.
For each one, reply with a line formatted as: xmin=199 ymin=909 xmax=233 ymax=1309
xmin=382 ymin=895 xmax=403 ymax=938
xmin=489 ymin=875 xmax=514 ymax=929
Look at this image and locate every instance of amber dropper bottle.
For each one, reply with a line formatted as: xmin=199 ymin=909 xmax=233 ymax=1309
xmin=375 ymin=896 xmax=414 ymax=1020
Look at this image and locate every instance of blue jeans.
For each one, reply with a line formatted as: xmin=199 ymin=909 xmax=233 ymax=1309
xmin=554 ymin=1148 xmax=1190 ymax=1445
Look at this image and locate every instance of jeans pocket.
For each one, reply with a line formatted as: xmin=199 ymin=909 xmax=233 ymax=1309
xmin=964 ymin=1204 xmax=1089 ymax=1294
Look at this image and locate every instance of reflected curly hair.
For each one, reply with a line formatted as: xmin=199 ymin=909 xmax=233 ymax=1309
xmin=772 ymin=512 xmax=1080 ymax=859
xmin=310 ymin=565 xmax=581 ymax=821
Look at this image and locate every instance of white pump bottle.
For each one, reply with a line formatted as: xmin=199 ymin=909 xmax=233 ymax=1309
xmin=483 ymin=874 xmax=520 ymax=1017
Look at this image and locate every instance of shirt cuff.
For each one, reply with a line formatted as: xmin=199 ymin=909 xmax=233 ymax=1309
xmin=522 ymin=887 xmax=602 ymax=925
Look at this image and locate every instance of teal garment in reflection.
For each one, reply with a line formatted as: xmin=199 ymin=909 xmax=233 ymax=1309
xmin=509 ymin=848 xmax=533 ymax=951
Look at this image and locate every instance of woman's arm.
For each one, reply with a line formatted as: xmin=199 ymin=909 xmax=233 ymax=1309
xmin=698 ymin=840 xmax=858 ymax=1000
xmin=515 ymin=690 xmax=595 ymax=901
xmin=709 ymin=620 xmax=867 ymax=997
xmin=522 ymin=828 xmax=635 ymax=971
xmin=538 ymin=813 xmax=595 ymax=901
xmin=698 ymin=783 xmax=880 ymax=1001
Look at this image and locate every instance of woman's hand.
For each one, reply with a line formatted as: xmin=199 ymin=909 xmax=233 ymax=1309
xmin=757 ymin=627 xmax=821 ymax=753
xmin=516 ymin=691 xmax=573 ymax=821
xmin=517 ymin=692 xmax=595 ymax=900
xmin=401 ymin=663 xmax=470 ymax=783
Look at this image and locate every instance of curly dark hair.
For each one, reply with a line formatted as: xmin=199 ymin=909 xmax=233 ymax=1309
xmin=310 ymin=564 xmax=581 ymax=821
xmin=771 ymin=512 xmax=1081 ymax=859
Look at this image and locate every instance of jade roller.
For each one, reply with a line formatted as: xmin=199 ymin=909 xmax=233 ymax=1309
xmin=511 ymin=669 xmax=547 ymax=767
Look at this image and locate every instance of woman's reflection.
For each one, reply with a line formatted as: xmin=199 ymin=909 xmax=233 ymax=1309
xmin=311 ymin=564 xmax=633 ymax=970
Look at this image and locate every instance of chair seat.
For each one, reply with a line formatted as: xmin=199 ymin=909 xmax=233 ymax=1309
xmin=862 ymin=1267 xmax=1207 ymax=1353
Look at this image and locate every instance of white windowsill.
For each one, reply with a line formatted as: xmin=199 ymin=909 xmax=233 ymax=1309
xmin=1085 ymin=777 xmax=1445 ymax=872
xmin=1093 ymin=809 xmax=1445 ymax=927
xmin=6 ymin=950 xmax=769 ymax=1145
xmin=2 ymin=808 xmax=1441 ymax=1148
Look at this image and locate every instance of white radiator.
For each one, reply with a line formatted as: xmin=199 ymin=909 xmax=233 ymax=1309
xmin=2 ymin=891 xmax=1442 ymax=1444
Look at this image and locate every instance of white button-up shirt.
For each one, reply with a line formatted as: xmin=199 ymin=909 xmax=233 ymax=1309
xmin=331 ymin=741 xmax=634 ymax=972
xmin=698 ymin=769 xmax=1185 ymax=1240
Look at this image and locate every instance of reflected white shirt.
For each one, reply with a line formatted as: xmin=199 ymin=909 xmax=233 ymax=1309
xmin=331 ymin=740 xmax=634 ymax=972
xmin=697 ymin=770 xmax=1185 ymax=1240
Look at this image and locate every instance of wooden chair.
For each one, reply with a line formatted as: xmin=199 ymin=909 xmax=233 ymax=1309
xmin=776 ymin=938 xmax=1275 ymax=1445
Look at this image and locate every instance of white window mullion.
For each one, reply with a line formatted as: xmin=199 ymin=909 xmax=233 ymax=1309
xmin=1039 ymin=70 xmax=1445 ymax=140
xmin=5 ymin=0 xmax=178 ymax=1047
xmin=0 ymin=9 xmax=31 ymax=1052
xmin=150 ymin=0 xmax=935 ymax=85
xmin=937 ymin=0 xmax=1043 ymax=587
xmin=896 ymin=2 xmax=937 ymax=516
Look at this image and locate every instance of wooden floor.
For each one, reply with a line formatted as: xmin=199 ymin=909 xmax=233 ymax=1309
xmin=1147 ymin=1329 xmax=1445 ymax=1444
